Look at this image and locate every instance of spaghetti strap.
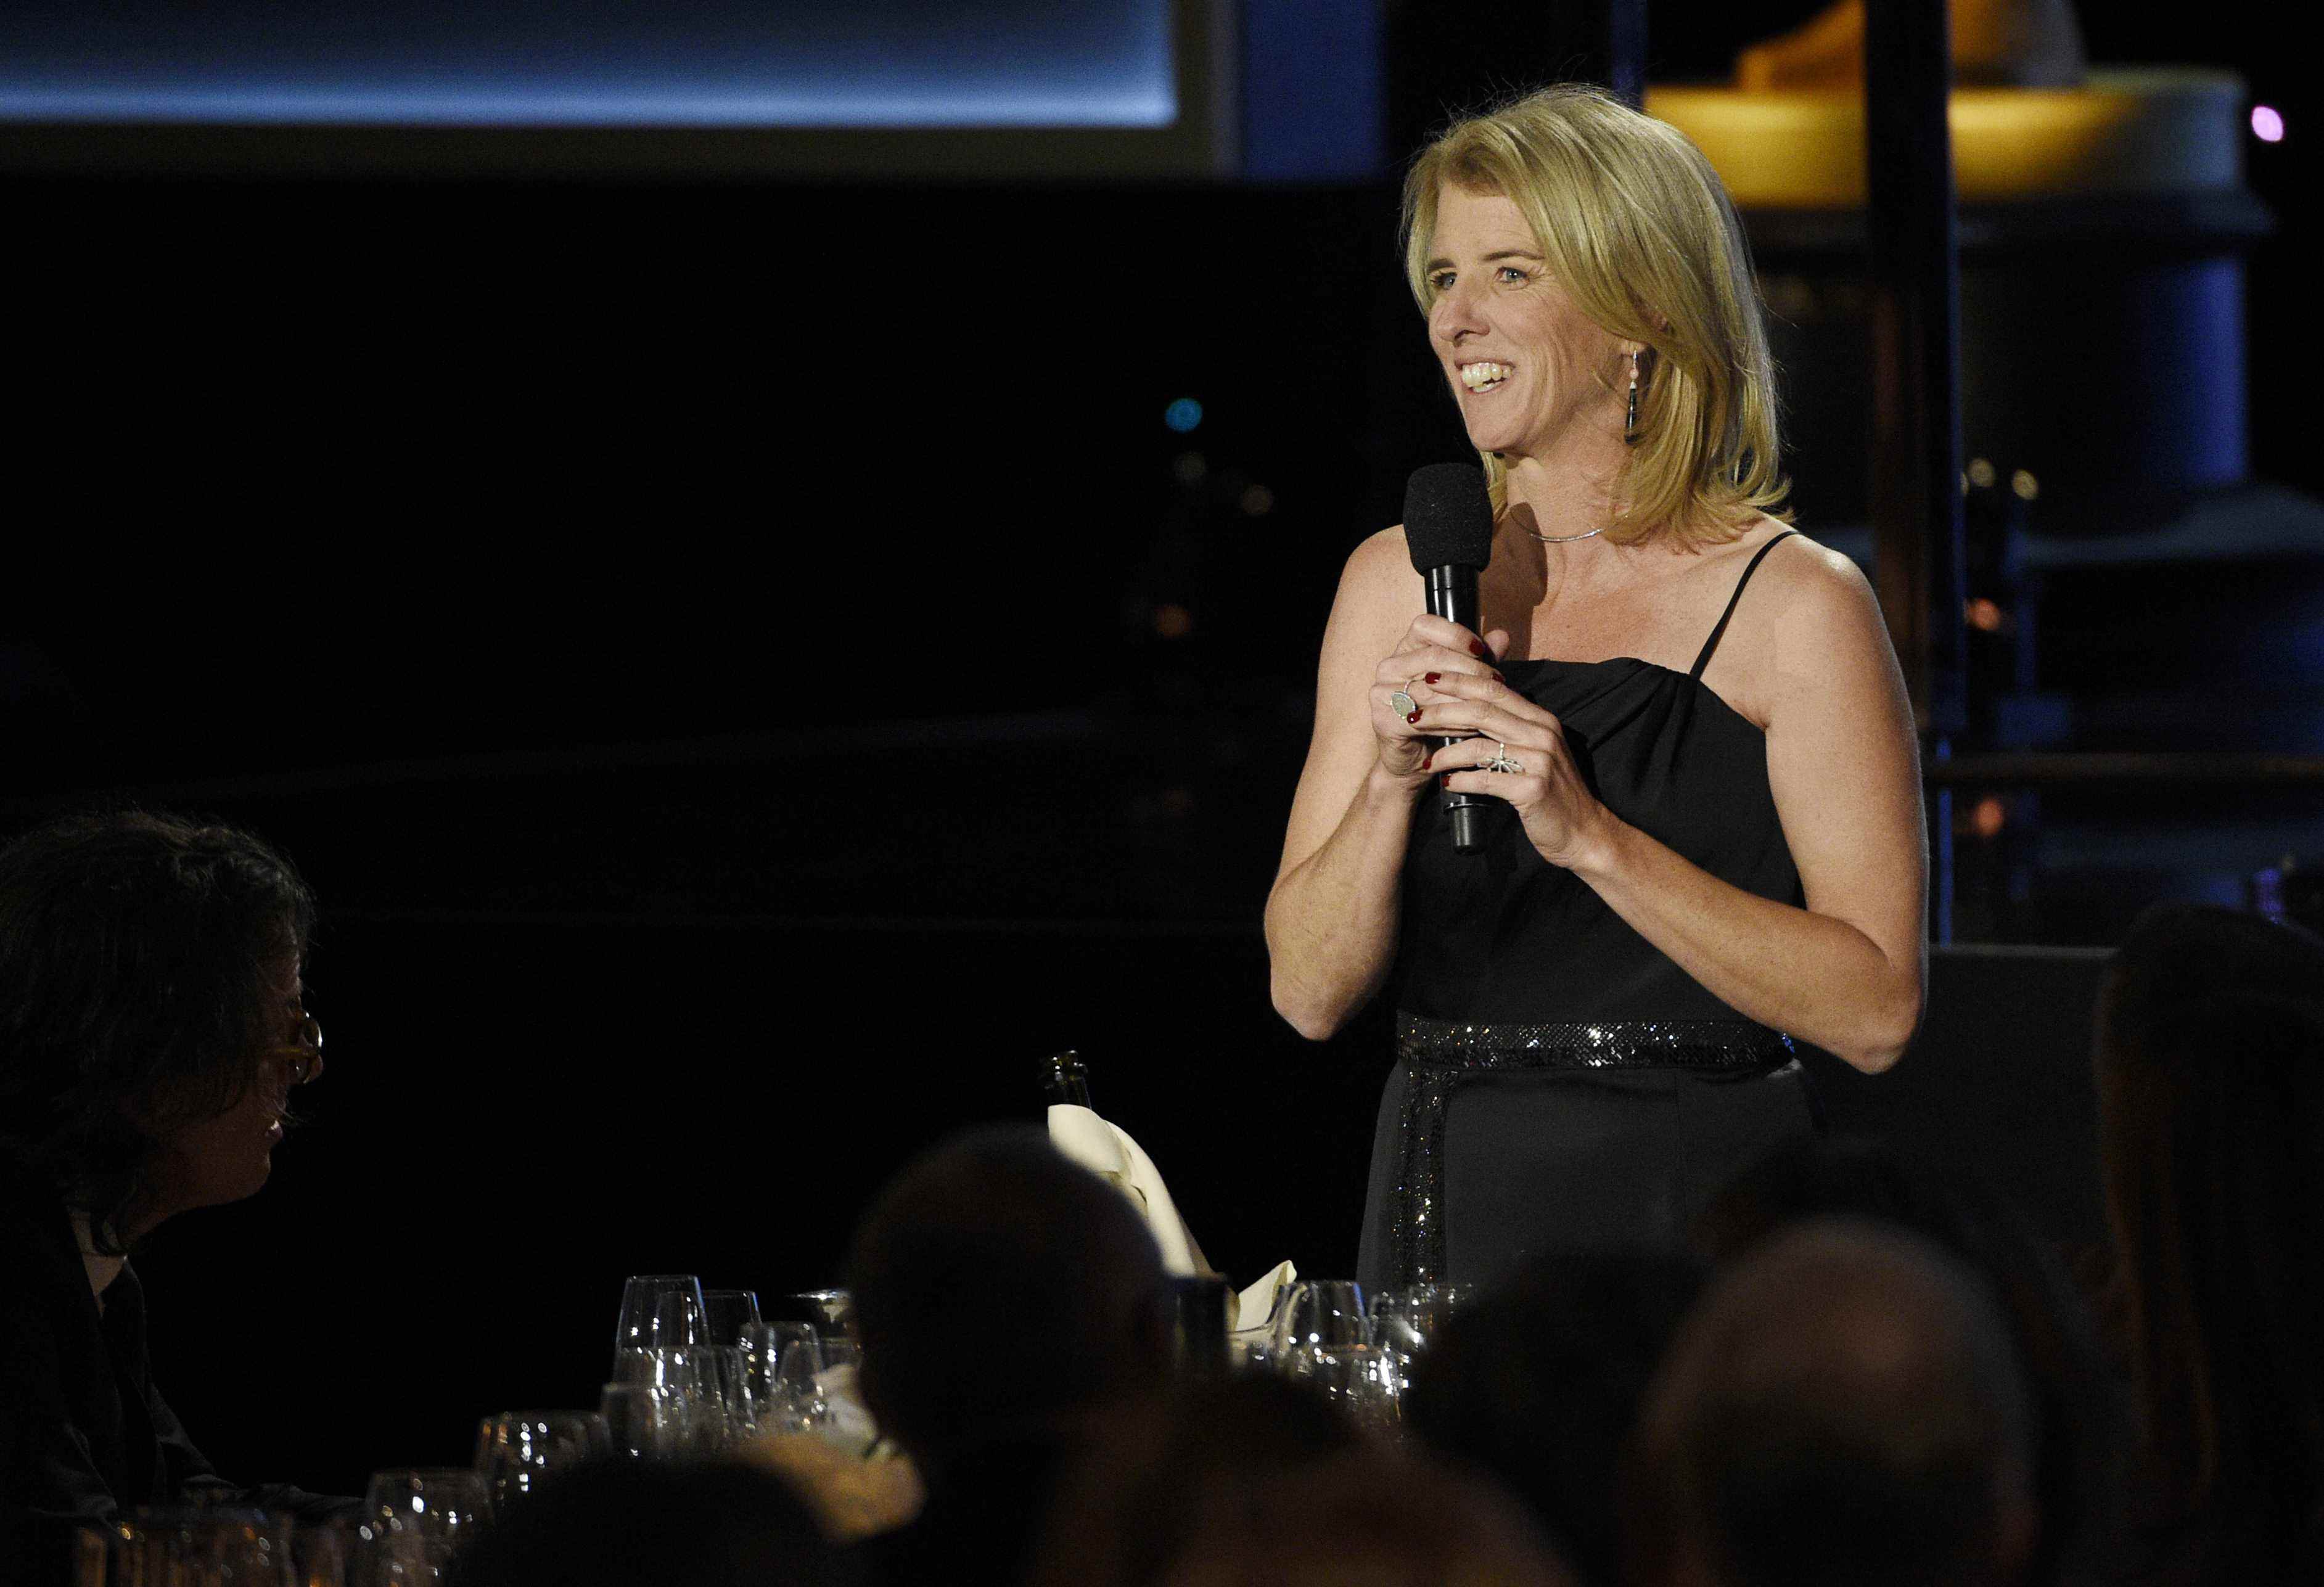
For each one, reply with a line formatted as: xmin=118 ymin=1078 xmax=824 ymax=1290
xmin=1689 ymin=530 xmax=1801 ymax=681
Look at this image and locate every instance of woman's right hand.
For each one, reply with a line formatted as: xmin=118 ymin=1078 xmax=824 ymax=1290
xmin=1368 ymin=614 xmax=1509 ymax=784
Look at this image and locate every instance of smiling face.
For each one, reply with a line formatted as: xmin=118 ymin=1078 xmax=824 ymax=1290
xmin=1424 ymin=184 xmax=1633 ymax=465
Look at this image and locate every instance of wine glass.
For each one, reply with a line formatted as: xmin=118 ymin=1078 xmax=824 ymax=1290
xmin=758 ymin=1338 xmax=832 ymax=1436
xmin=1270 ymin=1281 xmax=1370 ymax=1355
xmin=356 ymin=1470 xmax=487 ymax=1585
xmin=612 ymin=1275 xmax=707 ymax=1379
xmin=702 ymin=1289 xmax=763 ymax=1347
xmin=474 ymin=1412 xmax=610 ymax=1510
xmin=777 ymin=1289 xmax=855 ymax=1339
xmin=742 ymin=1321 xmax=820 ymax=1425
xmin=1369 ymin=1284 xmax=1469 ymax=1369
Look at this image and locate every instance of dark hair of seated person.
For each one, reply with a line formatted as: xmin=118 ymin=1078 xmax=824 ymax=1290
xmin=1628 ymin=1218 xmax=2040 ymax=1587
xmin=1396 ymin=1247 xmax=1707 ymax=1587
xmin=2093 ymin=904 xmax=2324 ymax=1584
xmin=844 ymin=1126 xmax=1171 ymax=1586
xmin=1026 ymin=1374 xmax=1364 ymax=1587
xmin=0 ymin=809 xmax=340 ymax=1577
xmin=447 ymin=1459 xmax=846 ymax=1587
xmin=0 ymin=807 xmax=319 ymax=1249
xmin=1033 ymin=1374 xmax=1570 ymax=1587
xmin=1694 ymin=1136 xmax=2132 ymax=1585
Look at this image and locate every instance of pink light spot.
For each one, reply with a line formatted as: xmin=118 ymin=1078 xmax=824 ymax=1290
xmin=2252 ymin=105 xmax=2285 ymax=142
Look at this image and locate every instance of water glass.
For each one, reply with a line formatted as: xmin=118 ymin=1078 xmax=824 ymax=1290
xmin=702 ymin=1289 xmax=763 ymax=1348
xmin=474 ymin=1411 xmax=609 ymax=1510
xmin=612 ymin=1275 xmax=707 ymax=1377
xmin=1271 ymin=1281 xmax=1370 ymax=1353
xmin=357 ymin=1469 xmax=488 ymax=1585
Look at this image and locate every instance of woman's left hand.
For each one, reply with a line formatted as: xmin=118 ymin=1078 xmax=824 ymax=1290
xmin=1410 ymin=675 xmax=1611 ymax=870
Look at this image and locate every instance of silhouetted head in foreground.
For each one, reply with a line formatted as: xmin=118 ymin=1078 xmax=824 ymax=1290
xmin=2095 ymin=904 xmax=2324 ymax=1576
xmin=845 ymin=1127 xmax=1170 ymax=1474
xmin=1033 ymin=1374 xmax=1571 ymax=1587
xmin=1696 ymin=1136 xmax=2130 ymax=1583
xmin=1401 ymin=1247 xmax=1707 ymax=1585
xmin=1630 ymin=1218 xmax=2037 ymax=1587
xmin=449 ymin=1459 xmax=841 ymax=1587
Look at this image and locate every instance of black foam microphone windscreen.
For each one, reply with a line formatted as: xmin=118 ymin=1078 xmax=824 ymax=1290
xmin=1403 ymin=462 xmax=1495 ymax=574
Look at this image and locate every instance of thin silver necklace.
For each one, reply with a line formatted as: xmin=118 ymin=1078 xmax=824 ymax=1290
xmin=1525 ymin=524 xmax=1608 ymax=543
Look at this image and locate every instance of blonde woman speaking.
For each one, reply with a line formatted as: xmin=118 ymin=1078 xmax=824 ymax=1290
xmin=1265 ymin=87 xmax=1927 ymax=1291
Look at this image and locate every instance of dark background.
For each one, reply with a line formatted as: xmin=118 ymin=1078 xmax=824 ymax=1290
xmin=1 ymin=0 xmax=2314 ymax=1496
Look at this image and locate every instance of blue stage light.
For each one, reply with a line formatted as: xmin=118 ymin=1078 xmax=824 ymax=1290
xmin=0 ymin=0 xmax=1175 ymax=128
xmin=1164 ymin=398 xmax=1203 ymax=433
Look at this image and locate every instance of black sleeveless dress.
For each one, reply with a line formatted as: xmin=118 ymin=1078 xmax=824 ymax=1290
xmin=1355 ymin=533 xmax=1820 ymax=1294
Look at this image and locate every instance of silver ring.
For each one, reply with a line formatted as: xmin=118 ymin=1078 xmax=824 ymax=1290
xmin=1485 ymin=742 xmax=1525 ymax=774
xmin=1387 ymin=675 xmax=1423 ymax=718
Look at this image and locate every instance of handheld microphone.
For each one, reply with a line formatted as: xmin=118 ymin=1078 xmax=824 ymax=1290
xmin=1402 ymin=464 xmax=1497 ymax=855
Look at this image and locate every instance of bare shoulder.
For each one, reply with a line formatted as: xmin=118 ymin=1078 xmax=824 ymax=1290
xmin=1736 ymin=523 xmax=1889 ymax=658
xmin=1735 ymin=526 xmax=1912 ymax=732
xmin=1694 ymin=519 xmax=1897 ymax=723
xmin=1324 ymin=525 xmax=1423 ymax=646
xmin=1343 ymin=524 xmax=1416 ymax=599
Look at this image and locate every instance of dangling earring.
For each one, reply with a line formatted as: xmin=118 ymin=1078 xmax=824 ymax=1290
xmin=1624 ymin=351 xmax=1641 ymax=446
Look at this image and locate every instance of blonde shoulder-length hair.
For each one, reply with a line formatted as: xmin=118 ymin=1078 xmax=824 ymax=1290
xmin=1402 ymin=84 xmax=1793 ymax=548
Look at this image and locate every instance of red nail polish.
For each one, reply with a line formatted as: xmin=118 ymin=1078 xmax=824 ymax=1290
xmin=1439 ymin=772 xmax=1452 ymax=787
xmin=1405 ymin=710 xmax=1421 ymax=724
xmin=1424 ymin=672 xmax=1441 ymax=685
xmin=1421 ymin=751 xmax=1434 ymax=770
xmin=1469 ymin=641 xmax=1487 ymax=658
xmin=1492 ymin=671 xmax=1505 ymax=683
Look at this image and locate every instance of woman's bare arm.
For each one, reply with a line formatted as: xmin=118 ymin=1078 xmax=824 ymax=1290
xmin=1560 ymin=546 xmax=1927 ymax=1070
xmin=1265 ymin=529 xmax=1503 ymax=1040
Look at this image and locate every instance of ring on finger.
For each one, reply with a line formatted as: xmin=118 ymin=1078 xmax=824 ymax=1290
xmin=1485 ymin=740 xmax=1525 ymax=775
xmin=1387 ymin=675 xmax=1424 ymax=718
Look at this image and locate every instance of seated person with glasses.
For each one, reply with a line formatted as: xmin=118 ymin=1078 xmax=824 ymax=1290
xmin=0 ymin=810 xmax=351 ymax=1575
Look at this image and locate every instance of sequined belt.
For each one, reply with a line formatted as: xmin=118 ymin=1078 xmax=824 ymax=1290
xmin=1387 ymin=1012 xmax=1797 ymax=1288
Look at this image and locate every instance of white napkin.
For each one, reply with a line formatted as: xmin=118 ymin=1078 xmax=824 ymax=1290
xmin=1046 ymin=1104 xmax=1296 ymax=1333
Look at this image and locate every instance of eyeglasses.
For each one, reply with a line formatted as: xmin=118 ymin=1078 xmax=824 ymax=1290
xmin=283 ymin=1014 xmax=323 ymax=1085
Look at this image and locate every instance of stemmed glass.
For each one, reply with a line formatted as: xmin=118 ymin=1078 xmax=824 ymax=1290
xmin=1369 ymin=1284 xmax=1471 ymax=1392
xmin=474 ymin=1412 xmax=610 ymax=1511
xmin=613 ymin=1277 xmax=729 ymax=1450
xmin=613 ymin=1275 xmax=707 ymax=1376
xmin=756 ymin=1332 xmax=832 ymax=1436
xmin=356 ymin=1470 xmax=488 ymax=1585
xmin=1270 ymin=1281 xmax=1370 ymax=1355
xmin=775 ymin=1289 xmax=855 ymax=1340
xmin=702 ymin=1290 xmax=763 ymax=1347
xmin=743 ymin=1321 xmax=821 ymax=1430
xmin=701 ymin=1290 xmax=764 ymax=1436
